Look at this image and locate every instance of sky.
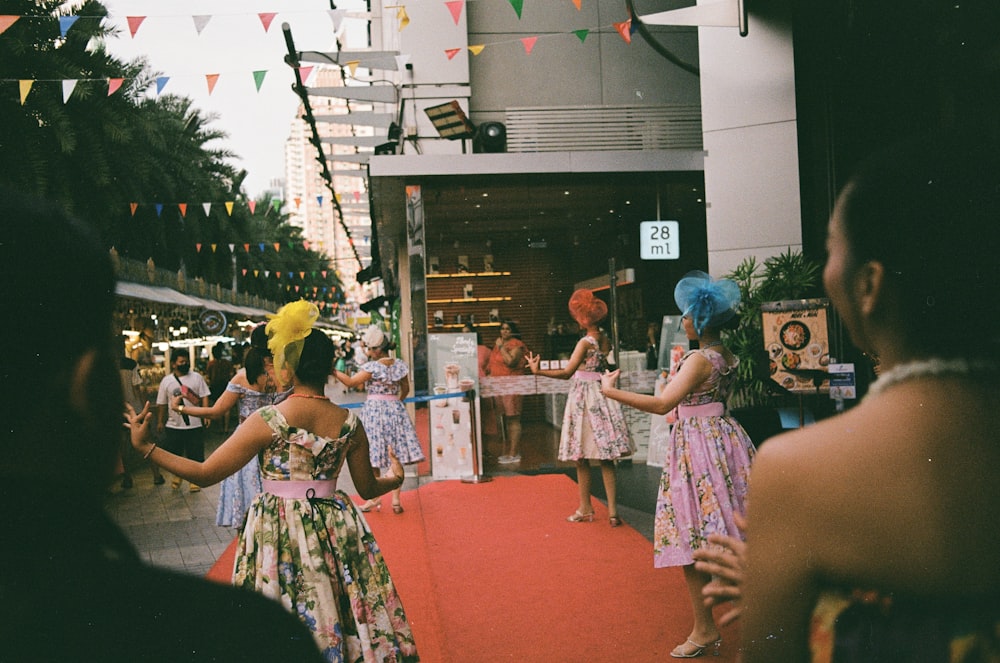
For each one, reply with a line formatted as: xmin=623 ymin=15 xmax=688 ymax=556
xmin=100 ymin=0 xmax=367 ymax=197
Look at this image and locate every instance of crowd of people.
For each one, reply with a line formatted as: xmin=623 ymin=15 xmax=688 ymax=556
xmin=9 ymin=131 xmax=998 ymax=661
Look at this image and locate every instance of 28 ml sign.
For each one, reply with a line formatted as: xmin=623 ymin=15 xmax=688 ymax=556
xmin=640 ymin=221 xmax=680 ymax=260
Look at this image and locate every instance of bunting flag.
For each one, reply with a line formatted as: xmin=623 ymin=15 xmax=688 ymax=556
xmin=321 ymin=270 xmax=328 ymax=278
xmin=520 ymin=36 xmax=538 ymax=54
xmin=196 ymin=243 xmax=202 ymax=252
xmin=271 ymin=199 xmax=282 ymax=213
xmin=130 ymin=203 xmax=139 ymax=216
xmin=228 ymin=243 xmax=235 ymax=252
xmin=205 ymin=73 xmax=220 ymax=95
xmin=242 ymin=269 xmax=247 ymax=276
xmin=258 ymin=12 xmax=278 ymax=32
xmin=316 ymin=195 xmax=323 ymax=207
xmin=202 ymin=202 xmax=212 ymax=216
xmin=178 ymin=203 xmax=187 ymax=217
xmin=328 ymin=9 xmax=347 ymax=33
xmin=298 ymin=66 xmax=314 ymax=82
xmin=59 ymin=15 xmax=79 ymax=37
xmin=61 ymin=79 xmax=77 ymax=103
xmin=126 ymin=16 xmax=145 ymax=38
xmin=468 ymin=44 xmax=485 ymax=56
xmin=346 ymin=61 xmax=360 ymax=77
xmin=574 ymin=29 xmax=589 ymax=43
xmin=154 ymin=203 xmax=163 ymax=217
xmin=259 ymin=243 xmax=266 ymax=253
xmin=244 ymin=243 xmax=250 ymax=253
xmin=571 ymin=0 xmax=582 ymax=8
xmin=211 ymin=244 xmax=218 ymax=253
xmin=508 ymin=0 xmax=524 ymax=19
xmin=252 ymin=70 xmax=267 ymax=92
xmin=192 ymin=15 xmax=211 ymax=34
xmin=18 ymin=80 xmax=32 ymax=104
xmin=396 ymin=6 xmax=410 ymax=30
xmin=303 ymin=240 xmax=310 ymax=250
xmin=445 ymin=1 xmax=464 ymax=24
xmin=294 ymin=197 xmax=302 ymax=208
xmin=108 ymin=78 xmax=124 ymax=95
xmin=614 ymin=19 xmax=632 ymax=43
xmin=264 ymin=270 xmax=270 ymax=278
xmin=155 ymin=76 xmax=169 ymax=95
xmin=225 ymin=201 xmax=234 ymax=216
xmin=0 ymin=16 xmax=20 ymax=35
xmin=273 ymin=243 xmax=281 ymax=252
xmin=445 ymin=48 xmax=461 ymax=60
xmin=248 ymin=200 xmax=257 ymax=214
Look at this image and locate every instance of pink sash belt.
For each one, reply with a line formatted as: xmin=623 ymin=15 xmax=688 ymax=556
xmin=573 ymin=371 xmax=602 ymax=381
xmin=677 ymin=403 xmax=725 ymax=418
xmin=367 ymin=394 xmax=399 ymax=401
xmin=263 ymin=479 xmax=337 ymax=499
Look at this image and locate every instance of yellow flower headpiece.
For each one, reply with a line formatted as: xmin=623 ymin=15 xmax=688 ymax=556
xmin=266 ymin=300 xmax=319 ymax=377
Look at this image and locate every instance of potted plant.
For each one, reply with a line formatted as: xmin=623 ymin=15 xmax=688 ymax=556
xmin=723 ymin=249 xmax=823 ymax=443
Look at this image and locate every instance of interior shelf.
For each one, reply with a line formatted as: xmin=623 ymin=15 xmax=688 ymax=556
xmin=426 ymin=271 xmax=511 ymax=279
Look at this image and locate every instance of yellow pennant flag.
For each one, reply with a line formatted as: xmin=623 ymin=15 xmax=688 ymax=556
xmin=19 ymin=80 xmax=33 ymax=104
xmin=468 ymin=44 xmax=485 ymax=56
xmin=396 ymin=6 xmax=410 ymax=30
xmin=347 ymin=61 xmax=360 ymax=77
xmin=225 ymin=201 xmax=234 ymax=216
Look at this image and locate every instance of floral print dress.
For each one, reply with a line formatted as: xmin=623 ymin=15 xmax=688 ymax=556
xmin=557 ymin=335 xmax=634 ymax=461
xmin=359 ymin=360 xmax=425 ymax=470
xmin=654 ymin=348 xmax=755 ymax=568
xmin=233 ymin=406 xmax=418 ymax=663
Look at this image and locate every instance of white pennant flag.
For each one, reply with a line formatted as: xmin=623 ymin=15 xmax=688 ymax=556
xmin=192 ymin=15 xmax=212 ymax=34
xmin=202 ymin=202 xmax=212 ymax=217
xmin=61 ymin=79 xmax=78 ymax=103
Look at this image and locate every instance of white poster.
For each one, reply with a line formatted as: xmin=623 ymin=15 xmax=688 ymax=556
xmin=426 ymin=333 xmax=481 ymax=479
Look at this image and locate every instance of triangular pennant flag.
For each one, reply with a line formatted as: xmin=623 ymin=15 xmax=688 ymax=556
xmin=155 ymin=76 xmax=169 ymax=95
xmin=274 ymin=243 xmax=281 ymax=252
xmin=244 ymin=243 xmax=250 ymax=253
xmin=130 ymin=203 xmax=139 ymax=216
xmin=298 ymin=66 xmax=314 ymax=82
xmin=196 ymin=243 xmax=202 ymax=253
xmin=321 ymin=270 xmax=328 ymax=278
xmin=317 ymin=195 xmax=324 ymax=207
xmin=445 ymin=48 xmax=461 ymax=60
xmin=287 ymin=241 xmax=294 ymax=250
xmin=192 ymin=15 xmax=211 ymax=35
xmin=299 ymin=271 xmax=305 ymax=279
xmin=264 ymin=270 xmax=270 ymax=277
xmin=574 ymin=29 xmax=589 ymax=42
xmin=508 ymin=0 xmax=524 ymax=19
xmin=108 ymin=78 xmax=124 ymax=95
xmin=202 ymin=202 xmax=212 ymax=216
xmin=18 ymin=80 xmax=33 ymax=105
xmin=396 ymin=6 xmax=410 ymax=30
xmin=242 ymin=269 xmax=247 ymax=276
xmin=394 ymin=55 xmax=411 ymax=71
xmin=62 ymin=80 xmax=78 ymax=103
xmin=445 ymin=1 xmax=464 ymax=24
xmin=178 ymin=203 xmax=187 ymax=217
xmin=520 ymin=37 xmax=538 ymax=54
xmin=0 ymin=16 xmax=20 ymax=35
xmin=303 ymin=241 xmax=310 ymax=250
xmin=354 ymin=191 xmax=361 ymax=202
xmin=211 ymin=244 xmax=217 ymax=253
xmin=346 ymin=61 xmax=360 ymax=77
xmin=288 ymin=271 xmax=294 ymax=279
xmin=126 ymin=16 xmax=146 ymax=38
xmin=225 ymin=201 xmax=234 ymax=216
xmin=155 ymin=204 xmax=163 ymax=217
xmin=294 ymin=197 xmax=302 ymax=208
xmin=614 ymin=20 xmax=632 ymax=43
xmin=295 ymin=285 xmax=300 ymax=293
xmin=248 ymin=200 xmax=257 ymax=214
xmin=271 ymin=199 xmax=281 ymax=212
xmin=59 ymin=16 xmax=79 ymax=38
xmin=335 ymin=193 xmax=342 ymax=203
xmin=572 ymin=0 xmax=582 ymax=8
xmin=228 ymin=244 xmax=235 ymax=252
xmin=258 ymin=12 xmax=277 ymax=32
xmin=253 ymin=270 xmax=259 ymax=277
xmin=468 ymin=44 xmax=485 ymax=56
xmin=252 ymin=70 xmax=267 ymax=92
xmin=327 ymin=9 xmax=347 ymax=32
xmin=205 ymin=73 xmax=220 ymax=95
xmin=258 ymin=243 xmax=266 ymax=253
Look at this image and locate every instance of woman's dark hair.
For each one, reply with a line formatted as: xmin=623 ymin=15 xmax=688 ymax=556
xmin=294 ymin=329 xmax=336 ymax=389
xmin=502 ymin=320 xmax=521 ymax=339
xmin=244 ymin=323 xmax=271 ymax=383
xmin=211 ymin=342 xmax=226 ymax=360
xmin=838 ymin=134 xmax=1000 ymax=357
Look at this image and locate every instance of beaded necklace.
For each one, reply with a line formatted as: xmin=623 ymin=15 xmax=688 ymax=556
xmin=865 ymin=357 xmax=997 ymax=398
xmin=288 ymin=392 xmax=329 ymax=401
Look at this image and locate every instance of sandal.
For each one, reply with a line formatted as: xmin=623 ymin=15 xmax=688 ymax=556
xmin=566 ymin=510 xmax=595 ymax=523
xmin=358 ymin=499 xmax=381 ymax=513
xmin=392 ymin=503 xmax=404 ymax=514
xmin=670 ymin=638 xmax=721 ymax=658
xmin=609 ymin=515 xmax=623 ymax=527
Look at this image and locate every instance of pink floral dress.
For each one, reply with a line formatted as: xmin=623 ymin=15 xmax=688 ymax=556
xmin=654 ymin=348 xmax=755 ymax=568
xmin=557 ymin=335 xmax=634 ymax=461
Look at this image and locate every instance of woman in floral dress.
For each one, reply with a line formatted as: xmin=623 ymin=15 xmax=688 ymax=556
xmin=526 ymin=289 xmax=634 ymax=527
xmin=333 ymin=326 xmax=424 ymax=514
xmin=601 ymin=271 xmax=755 ymax=658
xmin=132 ymin=301 xmax=418 ymax=662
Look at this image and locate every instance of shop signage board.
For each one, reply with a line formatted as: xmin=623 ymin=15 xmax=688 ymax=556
xmin=761 ymin=298 xmax=832 ymax=395
xmin=426 ymin=332 xmax=481 ymax=480
xmin=639 ymin=220 xmax=680 ymax=260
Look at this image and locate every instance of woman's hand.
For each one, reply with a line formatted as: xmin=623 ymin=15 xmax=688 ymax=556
xmin=124 ymin=402 xmax=155 ymax=456
xmin=525 ymin=351 xmax=540 ymax=374
xmin=692 ymin=513 xmax=747 ymax=627
xmin=600 ymin=369 xmax=621 ymax=393
xmin=170 ymin=394 xmax=184 ymax=412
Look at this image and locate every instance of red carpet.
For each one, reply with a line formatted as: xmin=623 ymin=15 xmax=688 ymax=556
xmin=209 ymin=475 xmax=739 ymax=662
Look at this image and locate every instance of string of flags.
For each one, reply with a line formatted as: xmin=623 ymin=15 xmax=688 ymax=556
xmin=128 ymin=191 xmax=368 ymax=218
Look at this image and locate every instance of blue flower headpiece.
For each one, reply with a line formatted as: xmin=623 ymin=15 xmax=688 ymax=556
xmin=674 ymin=270 xmax=741 ymax=336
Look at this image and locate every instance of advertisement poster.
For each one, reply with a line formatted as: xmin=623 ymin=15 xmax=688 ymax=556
xmin=426 ymin=332 xmax=481 ymax=479
xmin=762 ymin=299 xmax=832 ymax=395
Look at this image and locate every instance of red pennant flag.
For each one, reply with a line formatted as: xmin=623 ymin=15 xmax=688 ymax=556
xmin=445 ymin=48 xmax=462 ymax=60
xmin=614 ymin=20 xmax=632 ymax=44
xmin=242 ymin=269 xmax=247 ymax=276
xmin=298 ymin=66 xmax=314 ymax=82
xmin=520 ymin=37 xmax=538 ymax=54
xmin=248 ymin=200 xmax=257 ymax=214
xmin=571 ymin=0 xmax=582 ymax=8
xmin=321 ymin=270 xmax=328 ymax=278
xmin=178 ymin=203 xmax=187 ymax=217
xmin=108 ymin=78 xmax=124 ymax=95
xmin=303 ymin=240 xmax=310 ymax=250
xmin=196 ymin=243 xmax=203 ymax=252
xmin=126 ymin=16 xmax=146 ymax=38
xmin=243 ymin=243 xmax=250 ymax=253
xmin=129 ymin=202 xmax=138 ymax=216
xmin=205 ymin=73 xmax=220 ymax=95
xmin=445 ymin=1 xmax=464 ymax=24
xmin=258 ymin=12 xmax=277 ymax=32
xmin=0 ymin=16 xmax=21 ymax=35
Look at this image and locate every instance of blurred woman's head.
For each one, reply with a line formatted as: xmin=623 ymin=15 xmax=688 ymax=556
xmin=568 ymin=289 xmax=608 ymax=328
xmin=244 ymin=323 xmax=272 ymax=384
xmin=293 ymin=329 xmax=336 ymax=390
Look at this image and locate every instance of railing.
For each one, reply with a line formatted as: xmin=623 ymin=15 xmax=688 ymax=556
xmin=504 ymin=104 xmax=703 ymax=153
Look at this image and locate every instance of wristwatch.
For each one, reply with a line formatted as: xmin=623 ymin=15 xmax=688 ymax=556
xmin=177 ymin=404 xmax=186 ymax=413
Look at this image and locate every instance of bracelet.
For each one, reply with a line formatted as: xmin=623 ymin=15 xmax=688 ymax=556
xmin=143 ymin=443 xmax=157 ymax=460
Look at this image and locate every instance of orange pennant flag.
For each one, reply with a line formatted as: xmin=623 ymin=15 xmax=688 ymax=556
xmin=126 ymin=16 xmax=145 ymax=38
xmin=445 ymin=48 xmax=461 ymax=60
xmin=571 ymin=0 xmax=582 ymax=8
xmin=205 ymin=73 xmax=220 ymax=95
xmin=19 ymin=80 xmax=33 ymax=105
xmin=178 ymin=203 xmax=187 ymax=217
xmin=468 ymin=44 xmax=485 ymax=56
xmin=520 ymin=37 xmax=538 ymax=54
xmin=130 ymin=202 xmax=139 ymax=216
xmin=614 ymin=20 xmax=632 ymax=44
xmin=445 ymin=1 xmax=464 ymax=24
xmin=248 ymin=200 xmax=257 ymax=214
xmin=0 ymin=16 xmax=20 ymax=35
xmin=273 ymin=243 xmax=281 ymax=252
xmin=299 ymin=271 xmax=305 ymax=279
xmin=294 ymin=197 xmax=302 ymax=208
xmin=108 ymin=78 xmax=124 ymax=95
xmin=258 ymin=12 xmax=277 ymax=32
xmin=243 ymin=243 xmax=250 ymax=253
xmin=225 ymin=201 xmax=234 ymax=216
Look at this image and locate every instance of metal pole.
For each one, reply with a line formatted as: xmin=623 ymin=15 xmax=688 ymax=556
xmin=608 ymin=257 xmax=620 ymax=366
xmin=461 ymin=389 xmax=491 ymax=483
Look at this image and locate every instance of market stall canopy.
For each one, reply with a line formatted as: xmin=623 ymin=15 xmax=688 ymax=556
xmin=115 ymin=282 xmax=272 ymax=319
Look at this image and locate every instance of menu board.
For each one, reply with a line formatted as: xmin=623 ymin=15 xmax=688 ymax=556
xmin=426 ymin=332 xmax=481 ymax=479
xmin=761 ymin=299 xmax=832 ymax=395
